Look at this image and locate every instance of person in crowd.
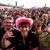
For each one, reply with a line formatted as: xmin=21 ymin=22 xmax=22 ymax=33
xmin=1 ymin=17 xmax=39 ymax=50
xmin=1 ymin=17 xmax=20 ymax=50
xmin=33 ymin=20 xmax=48 ymax=50
xmin=40 ymin=13 xmax=48 ymax=29
xmin=44 ymin=26 xmax=50 ymax=50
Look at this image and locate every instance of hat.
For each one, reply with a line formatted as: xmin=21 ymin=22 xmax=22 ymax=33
xmin=15 ymin=17 xmax=33 ymax=30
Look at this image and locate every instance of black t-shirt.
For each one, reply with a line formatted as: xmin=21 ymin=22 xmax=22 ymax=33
xmin=0 ymin=28 xmax=20 ymax=49
xmin=0 ymin=27 xmax=5 ymax=48
xmin=10 ymin=31 xmax=39 ymax=50
xmin=0 ymin=28 xmax=39 ymax=50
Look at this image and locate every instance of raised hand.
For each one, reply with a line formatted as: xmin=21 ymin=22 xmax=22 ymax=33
xmin=3 ymin=31 xmax=15 ymax=39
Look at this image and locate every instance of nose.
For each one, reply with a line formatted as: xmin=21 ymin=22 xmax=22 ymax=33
xmin=23 ymin=27 xmax=26 ymax=31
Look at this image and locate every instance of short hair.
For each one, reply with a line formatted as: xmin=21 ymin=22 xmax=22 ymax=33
xmin=6 ymin=17 xmax=13 ymax=20
xmin=42 ymin=13 xmax=48 ymax=17
xmin=3 ymin=17 xmax=14 ymax=23
xmin=33 ymin=20 xmax=42 ymax=28
xmin=4 ymin=17 xmax=13 ymax=21
xmin=19 ymin=22 xmax=30 ymax=28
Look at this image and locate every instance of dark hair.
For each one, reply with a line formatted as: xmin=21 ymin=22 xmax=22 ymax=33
xmin=19 ymin=22 xmax=30 ymax=28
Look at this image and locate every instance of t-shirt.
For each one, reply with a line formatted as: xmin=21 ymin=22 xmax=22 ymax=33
xmin=38 ymin=31 xmax=48 ymax=50
xmin=0 ymin=28 xmax=39 ymax=50
xmin=11 ymin=31 xmax=39 ymax=50
xmin=0 ymin=28 xmax=20 ymax=49
xmin=0 ymin=27 xmax=5 ymax=48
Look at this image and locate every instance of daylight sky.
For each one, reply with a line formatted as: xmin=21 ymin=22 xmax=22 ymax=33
xmin=0 ymin=0 xmax=50 ymax=8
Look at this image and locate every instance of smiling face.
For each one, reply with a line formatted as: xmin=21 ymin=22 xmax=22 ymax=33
xmin=19 ymin=23 xmax=30 ymax=33
xmin=3 ymin=18 xmax=13 ymax=30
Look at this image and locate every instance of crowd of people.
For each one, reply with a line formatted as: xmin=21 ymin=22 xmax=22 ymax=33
xmin=0 ymin=7 xmax=50 ymax=50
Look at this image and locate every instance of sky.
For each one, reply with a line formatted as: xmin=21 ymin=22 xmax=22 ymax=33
xmin=0 ymin=0 xmax=50 ymax=8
